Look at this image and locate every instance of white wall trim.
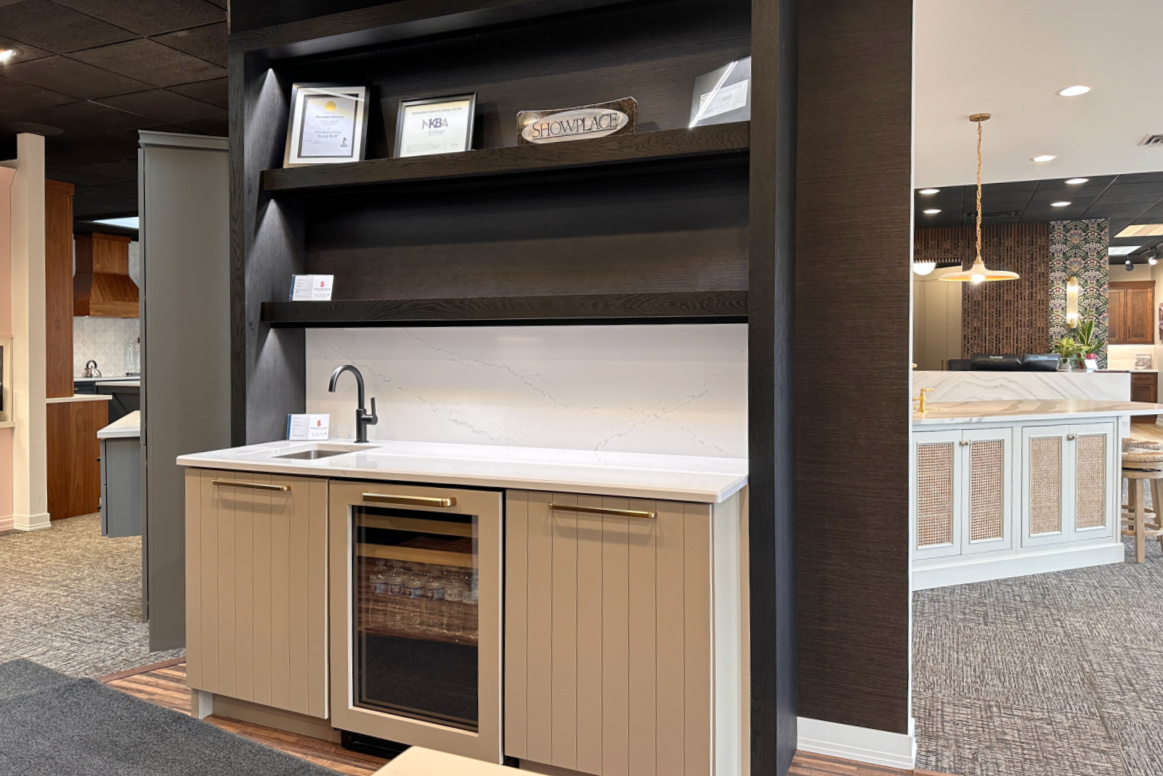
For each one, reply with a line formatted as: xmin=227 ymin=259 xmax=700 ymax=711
xmin=0 ymin=515 xmax=12 ymax=533
xmin=912 ymin=541 xmax=1123 ymax=590
xmin=11 ymin=512 xmax=50 ymax=531
xmin=797 ymin=717 xmax=916 ymax=770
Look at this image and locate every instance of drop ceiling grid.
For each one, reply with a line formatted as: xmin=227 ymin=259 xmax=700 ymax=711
xmin=0 ymin=0 xmax=227 ymax=219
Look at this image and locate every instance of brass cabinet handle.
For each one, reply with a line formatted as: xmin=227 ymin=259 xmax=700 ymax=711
xmin=362 ymin=493 xmax=456 ymax=508
xmin=550 ymin=503 xmax=656 ymax=520
xmin=1067 ymin=434 xmax=1077 ymax=441
xmin=212 ymin=479 xmax=289 ymax=492
xmin=959 ymin=440 xmax=970 ymax=447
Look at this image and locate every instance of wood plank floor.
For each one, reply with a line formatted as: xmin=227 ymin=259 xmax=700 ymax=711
xmin=102 ymin=661 xmax=957 ymax=776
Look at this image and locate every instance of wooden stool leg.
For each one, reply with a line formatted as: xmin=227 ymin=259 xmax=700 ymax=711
xmin=1136 ymin=481 xmax=1148 ymax=563
xmin=1153 ymin=480 xmax=1163 ymax=555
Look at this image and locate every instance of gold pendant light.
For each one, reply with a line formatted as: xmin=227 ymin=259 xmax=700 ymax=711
xmin=940 ymin=113 xmax=1019 ymax=283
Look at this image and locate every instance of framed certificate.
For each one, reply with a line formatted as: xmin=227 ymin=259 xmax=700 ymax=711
xmin=284 ymin=83 xmax=369 ymax=167
xmin=394 ymin=93 xmax=476 ymax=158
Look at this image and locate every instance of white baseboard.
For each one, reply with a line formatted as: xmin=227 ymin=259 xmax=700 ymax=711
xmin=912 ymin=541 xmax=1123 ymax=590
xmin=797 ymin=716 xmax=916 ymax=770
xmin=11 ymin=512 xmax=50 ymax=532
xmin=0 ymin=515 xmax=12 ymax=533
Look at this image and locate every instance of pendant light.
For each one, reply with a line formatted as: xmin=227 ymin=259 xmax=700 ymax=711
xmin=940 ymin=113 xmax=1019 ymax=283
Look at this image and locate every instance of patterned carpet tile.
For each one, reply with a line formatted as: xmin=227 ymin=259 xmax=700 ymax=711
xmin=1094 ymin=707 xmax=1163 ymax=776
xmin=915 ymin=695 xmax=1128 ymax=776
xmin=0 ymin=515 xmax=184 ymax=677
xmin=1079 ymin=642 xmax=1163 ymax=715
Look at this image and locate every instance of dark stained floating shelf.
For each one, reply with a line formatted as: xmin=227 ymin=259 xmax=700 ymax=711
xmin=261 ymin=291 xmax=748 ymax=327
xmin=261 ymin=123 xmax=750 ymax=194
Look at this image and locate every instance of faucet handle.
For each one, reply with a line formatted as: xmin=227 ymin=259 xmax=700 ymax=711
xmin=367 ymin=397 xmax=379 ymax=425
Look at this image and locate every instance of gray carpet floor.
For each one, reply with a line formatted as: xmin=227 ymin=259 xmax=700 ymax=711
xmin=0 ymin=659 xmax=334 ymax=775
xmin=915 ymin=536 xmax=1163 ymax=776
xmin=0 ymin=514 xmax=184 ymax=677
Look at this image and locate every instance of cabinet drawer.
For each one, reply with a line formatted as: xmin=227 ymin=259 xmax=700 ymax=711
xmin=504 ymin=490 xmax=744 ymax=776
xmin=185 ymin=469 xmax=330 ymax=719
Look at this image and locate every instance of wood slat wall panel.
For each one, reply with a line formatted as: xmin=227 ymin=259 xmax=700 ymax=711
xmin=601 ymin=497 xmax=631 ymax=776
xmin=525 ymin=492 xmax=554 ymax=766
xmin=252 ymin=473 xmax=274 ymax=707
xmin=654 ymin=499 xmax=687 ymax=776
xmin=627 ymin=498 xmax=658 ymax=776
xmin=503 ymin=493 xmax=529 ymax=760
xmin=44 ymin=180 xmax=74 ymax=400
xmin=916 ymin=223 xmax=1051 ymax=357
xmin=551 ymin=493 xmax=579 ymax=771
xmin=575 ymin=495 xmax=605 ymax=776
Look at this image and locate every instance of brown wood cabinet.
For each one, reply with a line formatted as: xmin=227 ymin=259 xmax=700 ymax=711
xmin=1108 ymin=281 xmax=1155 ymax=345
xmin=1131 ymin=372 xmax=1159 ymax=424
xmin=46 ymin=398 xmax=107 ymax=519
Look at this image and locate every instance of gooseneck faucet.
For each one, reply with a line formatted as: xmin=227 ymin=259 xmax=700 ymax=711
xmin=329 ymin=365 xmax=378 ymax=443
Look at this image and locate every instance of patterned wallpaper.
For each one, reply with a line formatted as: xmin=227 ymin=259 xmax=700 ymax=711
xmin=72 ymin=240 xmax=140 ymax=377
xmin=1049 ymin=219 xmax=1108 ymax=368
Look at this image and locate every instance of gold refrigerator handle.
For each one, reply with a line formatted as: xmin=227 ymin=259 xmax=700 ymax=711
xmin=212 ymin=479 xmax=289 ymax=492
xmin=549 ymin=503 xmax=656 ymax=520
xmin=361 ymin=493 xmax=457 ymax=508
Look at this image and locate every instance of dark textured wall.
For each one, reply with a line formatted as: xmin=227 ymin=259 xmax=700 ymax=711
xmin=795 ymin=0 xmax=913 ymax=733
xmin=915 ymin=223 xmax=1052 ymax=358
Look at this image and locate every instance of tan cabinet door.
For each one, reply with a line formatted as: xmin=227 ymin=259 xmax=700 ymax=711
xmin=1108 ymin=287 xmax=1126 ymax=344
xmin=1126 ymin=286 xmax=1155 ymax=344
xmin=185 ymin=469 xmax=330 ymax=719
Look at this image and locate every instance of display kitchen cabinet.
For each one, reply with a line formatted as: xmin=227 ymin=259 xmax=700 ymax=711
xmin=1020 ymin=423 xmax=1117 ymax=547
xmin=913 ymin=427 xmax=1014 ymax=561
xmin=504 ymin=489 xmax=746 ymax=776
xmin=1108 ymin=281 xmax=1155 ymax=345
xmin=185 ymin=469 xmax=329 ymax=719
xmin=1131 ymin=372 xmax=1159 ymax=424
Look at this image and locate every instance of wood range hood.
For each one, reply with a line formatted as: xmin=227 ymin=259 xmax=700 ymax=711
xmin=74 ymin=232 xmax=139 ymax=318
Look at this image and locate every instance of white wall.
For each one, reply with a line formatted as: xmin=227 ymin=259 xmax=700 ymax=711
xmin=912 ymin=266 xmax=962 ymax=370
xmin=305 ymin=324 xmax=748 ymax=458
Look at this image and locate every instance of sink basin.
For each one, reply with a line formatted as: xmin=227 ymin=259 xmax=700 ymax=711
xmin=275 ymin=448 xmax=354 ymax=460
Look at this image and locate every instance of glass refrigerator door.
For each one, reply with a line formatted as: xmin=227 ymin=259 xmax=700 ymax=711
xmin=352 ymin=506 xmax=480 ymax=731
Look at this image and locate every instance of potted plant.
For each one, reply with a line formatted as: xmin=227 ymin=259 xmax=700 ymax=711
xmin=1051 ymin=336 xmax=1082 ymax=370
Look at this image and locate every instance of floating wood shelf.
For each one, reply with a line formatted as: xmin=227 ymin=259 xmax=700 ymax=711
xmin=261 ymin=291 xmax=748 ymax=327
xmin=261 ymin=123 xmax=750 ymax=194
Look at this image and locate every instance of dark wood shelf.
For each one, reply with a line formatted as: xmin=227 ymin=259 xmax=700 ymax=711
xmin=261 ymin=291 xmax=747 ymax=327
xmin=261 ymin=123 xmax=749 ymax=194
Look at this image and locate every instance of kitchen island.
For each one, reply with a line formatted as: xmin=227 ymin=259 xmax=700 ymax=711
xmin=913 ymin=399 xmax=1163 ymax=589
xmin=178 ymin=440 xmax=748 ymax=773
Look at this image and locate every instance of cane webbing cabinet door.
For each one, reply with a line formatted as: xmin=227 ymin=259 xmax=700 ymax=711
xmin=1020 ymin=425 xmax=1071 ymax=547
xmin=185 ymin=469 xmax=330 ymax=719
xmin=914 ymin=430 xmax=963 ymax=560
xmin=961 ymin=428 xmax=1014 ymax=555
xmin=504 ymin=489 xmax=744 ymax=776
xmin=1068 ymin=422 xmax=1116 ymax=542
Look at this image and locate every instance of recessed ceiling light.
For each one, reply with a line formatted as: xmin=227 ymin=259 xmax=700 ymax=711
xmin=1051 ymin=201 xmax=1071 ymax=207
xmin=1117 ymin=224 xmax=1163 ymax=238
xmin=0 ymin=49 xmax=15 ymax=63
xmin=1031 ymin=154 xmax=1057 ymax=163
xmin=1056 ymin=85 xmax=1091 ymax=97
xmin=919 ymin=188 xmax=940 ymax=195
xmin=1109 ymin=246 xmax=1142 ymax=256
xmin=1065 ymin=178 xmax=1089 ymax=185
xmin=922 ymin=208 xmax=941 ymax=215
xmin=913 ymin=261 xmax=936 ymax=276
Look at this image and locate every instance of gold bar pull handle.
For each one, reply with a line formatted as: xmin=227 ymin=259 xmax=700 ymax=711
xmin=362 ymin=493 xmax=457 ymax=508
xmin=212 ymin=479 xmax=289 ymax=492
xmin=550 ymin=503 xmax=656 ymax=520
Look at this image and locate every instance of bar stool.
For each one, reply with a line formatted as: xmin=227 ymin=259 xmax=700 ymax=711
xmin=1122 ymin=438 xmax=1163 ymax=563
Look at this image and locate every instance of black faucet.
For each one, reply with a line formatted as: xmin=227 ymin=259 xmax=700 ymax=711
xmin=328 ymin=364 xmax=378 ymax=444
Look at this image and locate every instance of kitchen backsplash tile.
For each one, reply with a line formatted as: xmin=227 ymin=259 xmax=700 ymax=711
xmin=72 ymin=240 xmax=140 ymax=377
xmin=306 ymin=324 xmax=747 ymax=458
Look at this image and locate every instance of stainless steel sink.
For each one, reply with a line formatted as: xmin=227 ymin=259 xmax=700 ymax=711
xmin=275 ymin=448 xmax=355 ymax=460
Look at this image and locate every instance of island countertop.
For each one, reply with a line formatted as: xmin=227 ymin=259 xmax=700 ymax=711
xmin=914 ymin=399 xmax=1163 ymax=426
xmin=177 ymin=439 xmax=748 ymax=504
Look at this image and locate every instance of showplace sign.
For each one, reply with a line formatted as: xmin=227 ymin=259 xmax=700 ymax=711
xmin=517 ymin=98 xmax=638 ymax=145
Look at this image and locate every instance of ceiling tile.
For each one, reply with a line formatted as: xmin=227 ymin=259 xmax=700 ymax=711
xmin=168 ymin=77 xmax=226 ymax=108
xmin=0 ymin=0 xmax=135 ymax=53
xmin=98 ymin=88 xmax=225 ymax=124
xmin=152 ymin=22 xmax=226 ymax=66
xmin=179 ymin=117 xmax=228 ymax=136
xmin=0 ymin=76 xmax=76 ymax=110
xmin=51 ymin=159 xmax=137 ymax=185
xmin=71 ymin=38 xmax=226 ymax=87
xmin=72 ymin=179 xmax=138 ymax=218
xmin=46 ymin=131 xmax=141 ymax=168
xmin=3 ymin=55 xmax=149 ymax=98
xmin=52 ymin=0 xmax=223 ymax=36
xmin=18 ymin=101 xmax=163 ymax=140
xmin=0 ymin=35 xmax=52 ymax=62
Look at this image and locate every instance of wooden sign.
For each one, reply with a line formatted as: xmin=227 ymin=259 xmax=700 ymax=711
xmin=517 ymin=98 xmax=637 ymax=145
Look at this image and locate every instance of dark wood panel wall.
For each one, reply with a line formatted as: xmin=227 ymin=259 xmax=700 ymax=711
xmin=45 ymin=179 xmax=74 ymax=400
xmin=795 ymin=0 xmax=913 ymax=734
xmin=916 ymin=223 xmax=1051 ymax=357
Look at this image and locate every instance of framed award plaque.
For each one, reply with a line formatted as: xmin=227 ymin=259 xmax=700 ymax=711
xmin=394 ymin=93 xmax=476 ymax=158
xmin=284 ymin=83 xmax=369 ymax=167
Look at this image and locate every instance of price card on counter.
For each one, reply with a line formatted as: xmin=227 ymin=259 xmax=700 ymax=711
xmin=289 ymin=275 xmax=334 ymax=301
xmin=286 ymin=413 xmax=330 ymax=440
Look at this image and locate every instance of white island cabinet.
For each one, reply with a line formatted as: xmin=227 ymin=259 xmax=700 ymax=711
xmin=912 ymin=400 xmax=1163 ymax=589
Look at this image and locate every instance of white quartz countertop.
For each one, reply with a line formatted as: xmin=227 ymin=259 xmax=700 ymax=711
xmin=46 ymin=394 xmax=111 ymax=404
xmin=97 ymin=380 xmax=140 ymax=388
xmin=177 ymin=439 xmax=749 ymax=504
xmin=74 ymin=375 xmax=139 ymax=383
xmin=914 ymin=399 xmax=1163 ymax=426
xmin=98 ymin=411 xmax=140 ymax=439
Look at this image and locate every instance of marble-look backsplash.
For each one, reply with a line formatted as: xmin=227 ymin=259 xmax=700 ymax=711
xmin=72 ymin=240 xmax=140 ymax=377
xmin=305 ymin=325 xmax=747 ymax=458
